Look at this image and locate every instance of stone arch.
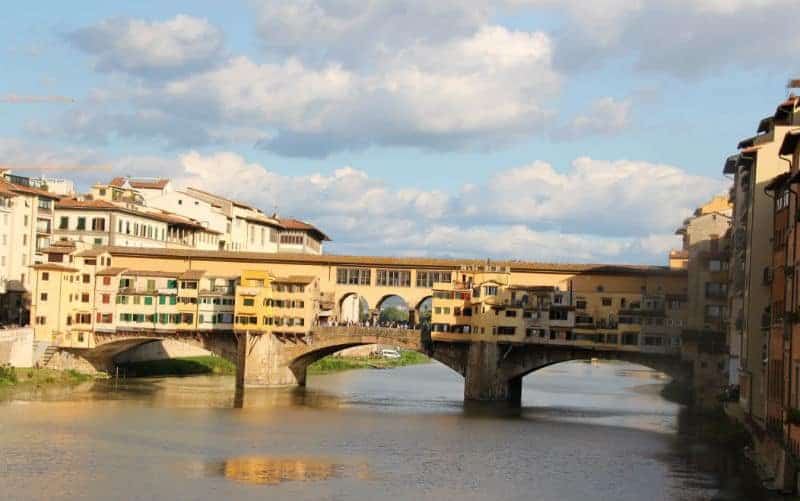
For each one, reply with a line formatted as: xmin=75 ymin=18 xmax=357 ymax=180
xmin=415 ymin=296 xmax=433 ymax=326
xmin=375 ymin=294 xmax=412 ymax=326
xmin=339 ymin=293 xmax=369 ymax=323
xmin=66 ymin=331 xmax=239 ymax=373
xmin=494 ymin=345 xmax=691 ymax=401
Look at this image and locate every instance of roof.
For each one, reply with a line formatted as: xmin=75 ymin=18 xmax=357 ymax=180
xmin=56 ymin=198 xmax=214 ymax=232
xmin=39 ymin=241 xmax=76 ymax=254
xmin=279 ymin=218 xmax=331 ymax=241
xmin=723 ymin=155 xmax=740 ymax=175
xmin=765 ymin=172 xmax=791 ymax=192
xmin=76 ymin=246 xmax=686 ymax=277
xmin=273 ymin=275 xmax=316 ymax=285
xmin=110 ymin=177 xmax=170 ymax=190
xmin=779 ymin=130 xmax=800 ymax=156
xmin=0 ymin=179 xmax=59 ymax=199
xmin=95 ymin=267 xmax=127 ymax=276
xmin=179 ymin=270 xmax=206 ymax=280
xmin=31 ymin=263 xmax=79 ymax=273
xmin=121 ymin=269 xmax=180 ymax=278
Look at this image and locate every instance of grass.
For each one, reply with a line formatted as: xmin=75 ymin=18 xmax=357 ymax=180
xmin=116 ymin=355 xmax=235 ymax=377
xmin=308 ymin=351 xmax=430 ymax=375
xmin=0 ymin=366 xmax=92 ymax=387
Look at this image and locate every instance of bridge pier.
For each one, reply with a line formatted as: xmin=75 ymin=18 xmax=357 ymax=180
xmin=236 ymin=331 xmax=301 ymax=388
xmin=463 ymin=342 xmax=521 ymax=404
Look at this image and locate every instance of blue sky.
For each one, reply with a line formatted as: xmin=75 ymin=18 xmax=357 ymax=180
xmin=1 ymin=1 xmax=797 ymax=263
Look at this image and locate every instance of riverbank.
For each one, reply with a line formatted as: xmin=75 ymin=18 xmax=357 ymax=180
xmin=308 ymin=351 xmax=430 ymax=375
xmin=0 ymin=366 xmax=94 ymax=387
xmin=116 ymin=355 xmax=235 ymax=377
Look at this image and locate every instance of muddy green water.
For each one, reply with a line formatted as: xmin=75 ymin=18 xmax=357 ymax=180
xmin=0 ymin=361 xmax=776 ymax=500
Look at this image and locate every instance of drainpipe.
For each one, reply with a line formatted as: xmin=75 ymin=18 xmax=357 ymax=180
xmin=780 ymin=153 xmax=795 ymax=451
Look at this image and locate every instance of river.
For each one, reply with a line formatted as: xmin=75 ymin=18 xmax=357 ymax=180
xmin=0 ymin=360 xmax=776 ymax=500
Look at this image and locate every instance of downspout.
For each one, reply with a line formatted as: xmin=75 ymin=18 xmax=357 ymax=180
xmin=780 ymin=153 xmax=795 ymax=449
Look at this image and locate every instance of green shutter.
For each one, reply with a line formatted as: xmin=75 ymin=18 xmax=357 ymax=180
xmin=159 ymin=295 xmax=166 ymax=305
xmin=144 ymin=296 xmax=153 ymax=305
xmin=170 ymin=296 xmax=177 ymax=305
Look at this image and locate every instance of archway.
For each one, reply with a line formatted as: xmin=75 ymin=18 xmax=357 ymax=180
xmin=339 ymin=293 xmax=370 ymax=324
xmin=415 ymin=296 xmax=432 ymax=329
xmin=376 ymin=295 xmax=411 ymax=328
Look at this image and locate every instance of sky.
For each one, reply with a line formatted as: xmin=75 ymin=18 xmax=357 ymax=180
xmin=1 ymin=0 xmax=798 ymax=265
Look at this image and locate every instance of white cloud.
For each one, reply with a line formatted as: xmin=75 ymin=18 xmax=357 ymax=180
xmin=554 ymin=97 xmax=632 ymax=140
xmin=163 ymin=151 xmax=723 ymax=263
xmin=57 ymin=23 xmax=561 ymax=155
xmin=520 ymin=0 xmax=800 ymax=77
xmin=66 ymin=15 xmax=224 ymax=77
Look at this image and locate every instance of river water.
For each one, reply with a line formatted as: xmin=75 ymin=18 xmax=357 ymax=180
xmin=0 ymin=361 xmax=776 ymax=500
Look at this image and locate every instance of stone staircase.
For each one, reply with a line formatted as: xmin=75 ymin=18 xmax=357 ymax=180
xmin=40 ymin=345 xmax=59 ymax=367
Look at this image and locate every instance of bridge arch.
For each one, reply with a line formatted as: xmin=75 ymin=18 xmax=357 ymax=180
xmin=339 ymin=293 xmax=369 ymax=323
xmin=375 ymin=294 xmax=412 ymax=326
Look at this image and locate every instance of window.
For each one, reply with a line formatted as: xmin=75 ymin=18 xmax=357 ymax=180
xmin=91 ymin=218 xmax=106 ymax=231
xmin=76 ymin=217 xmax=86 ymax=230
xmin=709 ymin=260 xmax=722 ymax=272
xmin=81 ymin=293 xmax=90 ymax=303
xmin=505 ymin=310 xmax=518 ymax=317
xmin=549 ymin=309 xmax=569 ymax=321
xmin=167 ymin=279 xmax=178 ymax=289
xmin=336 ymin=268 xmax=371 ymax=285
xmin=576 ymin=300 xmax=587 ymax=309
xmin=102 ymin=276 xmax=111 ymax=286
xmin=58 ymin=217 xmax=68 ymax=229
xmin=146 ymin=279 xmax=156 ymax=291
xmin=102 ymin=294 xmax=110 ymax=304
xmin=181 ymin=281 xmax=198 ymax=290
xmin=602 ymin=297 xmax=612 ymax=306
xmin=144 ymin=296 xmax=153 ymax=305
xmin=40 ymin=292 xmax=48 ymax=301
xmin=416 ymin=271 xmax=453 ymax=288
xmin=484 ymin=286 xmax=498 ymax=296
xmin=243 ymin=298 xmax=255 ymax=307
xmin=376 ymin=269 xmax=411 ymax=287
xmin=497 ymin=326 xmax=516 ymax=335
xmin=82 ymin=274 xmax=90 ymax=283
xmin=41 ymin=272 xmax=49 ymax=281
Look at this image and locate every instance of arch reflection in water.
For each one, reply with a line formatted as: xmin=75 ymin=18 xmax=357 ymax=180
xmin=209 ymin=456 xmax=368 ymax=486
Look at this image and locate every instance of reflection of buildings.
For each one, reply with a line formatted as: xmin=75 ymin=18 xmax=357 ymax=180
xmin=220 ymin=457 xmax=336 ymax=485
xmin=673 ymin=196 xmax=732 ymax=408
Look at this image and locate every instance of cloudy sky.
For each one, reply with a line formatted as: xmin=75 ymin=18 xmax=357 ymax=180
xmin=1 ymin=1 xmax=795 ymax=264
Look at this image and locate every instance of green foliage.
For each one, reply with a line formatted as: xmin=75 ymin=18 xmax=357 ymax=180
xmin=0 ymin=366 xmax=90 ymax=387
xmin=308 ymin=350 xmax=429 ymax=375
xmin=116 ymin=356 xmax=235 ymax=377
xmin=379 ymin=306 xmax=409 ymax=323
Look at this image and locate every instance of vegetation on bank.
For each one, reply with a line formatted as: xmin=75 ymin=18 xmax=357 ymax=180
xmin=308 ymin=351 xmax=430 ymax=375
xmin=116 ymin=356 xmax=235 ymax=377
xmin=0 ymin=366 xmax=93 ymax=387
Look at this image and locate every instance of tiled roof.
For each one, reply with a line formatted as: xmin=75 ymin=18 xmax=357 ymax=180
xmin=278 ymin=218 xmax=331 ymax=241
xmin=0 ymin=179 xmax=59 ymax=199
xmin=31 ymin=263 xmax=79 ymax=272
xmin=110 ymin=177 xmax=170 ymax=190
xmin=179 ymin=270 xmax=206 ymax=280
xmin=75 ymin=246 xmax=685 ymax=277
xmin=95 ymin=267 xmax=127 ymax=276
xmin=121 ymin=269 xmax=180 ymax=278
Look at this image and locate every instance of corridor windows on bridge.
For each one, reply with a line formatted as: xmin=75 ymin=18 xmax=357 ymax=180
xmin=497 ymin=326 xmax=516 ymax=336
xmin=622 ymin=333 xmax=639 ymax=346
xmin=416 ymin=271 xmax=452 ymax=288
xmin=336 ymin=268 xmax=371 ymax=286
xmin=376 ymin=269 xmax=411 ymax=287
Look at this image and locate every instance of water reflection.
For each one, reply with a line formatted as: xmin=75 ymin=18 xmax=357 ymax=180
xmin=0 ymin=361 xmax=779 ymax=500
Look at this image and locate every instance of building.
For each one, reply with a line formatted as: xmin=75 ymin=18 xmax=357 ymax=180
xmin=29 ymin=246 xmax=687 ymax=356
xmin=54 ymin=197 xmax=222 ymax=250
xmin=430 ymin=263 xmax=687 ymax=355
xmin=724 ymin=96 xmax=800 ymax=426
xmin=0 ymin=173 xmax=61 ymax=324
xmin=673 ymin=196 xmax=732 ymax=406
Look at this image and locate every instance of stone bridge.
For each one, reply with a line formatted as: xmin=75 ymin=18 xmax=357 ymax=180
xmin=59 ymin=326 xmax=691 ymax=404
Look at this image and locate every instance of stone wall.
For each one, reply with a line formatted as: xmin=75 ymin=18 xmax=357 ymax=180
xmin=0 ymin=327 xmax=33 ymax=367
xmin=45 ymin=350 xmax=99 ymax=375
